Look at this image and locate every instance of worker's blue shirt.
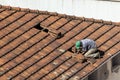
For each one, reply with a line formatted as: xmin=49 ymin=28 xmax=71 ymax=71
xmin=81 ymin=39 xmax=96 ymax=52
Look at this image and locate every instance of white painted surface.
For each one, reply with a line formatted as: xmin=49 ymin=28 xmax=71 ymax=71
xmin=107 ymin=69 xmax=120 ymax=80
xmin=0 ymin=0 xmax=120 ymax=22
xmin=107 ymin=60 xmax=120 ymax=80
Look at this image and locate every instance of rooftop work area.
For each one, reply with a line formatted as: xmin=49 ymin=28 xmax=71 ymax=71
xmin=0 ymin=5 xmax=120 ymax=80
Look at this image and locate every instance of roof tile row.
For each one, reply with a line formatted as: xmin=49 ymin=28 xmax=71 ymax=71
xmin=0 ymin=5 xmax=120 ymax=80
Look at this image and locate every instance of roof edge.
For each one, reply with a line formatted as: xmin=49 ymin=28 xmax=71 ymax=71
xmin=81 ymin=50 xmax=120 ymax=80
xmin=0 ymin=5 xmax=120 ymax=26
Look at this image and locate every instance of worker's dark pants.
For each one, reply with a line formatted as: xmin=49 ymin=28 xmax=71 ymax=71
xmin=84 ymin=48 xmax=100 ymax=58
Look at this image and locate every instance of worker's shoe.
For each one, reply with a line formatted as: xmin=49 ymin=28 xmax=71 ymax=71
xmin=87 ymin=58 xmax=96 ymax=64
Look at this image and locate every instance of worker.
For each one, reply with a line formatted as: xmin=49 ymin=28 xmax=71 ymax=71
xmin=74 ymin=39 xmax=100 ymax=58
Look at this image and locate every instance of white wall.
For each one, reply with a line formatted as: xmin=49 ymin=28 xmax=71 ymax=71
xmin=0 ymin=0 xmax=120 ymax=22
xmin=107 ymin=69 xmax=120 ymax=80
xmin=107 ymin=56 xmax=120 ymax=80
xmin=107 ymin=61 xmax=120 ymax=80
xmin=85 ymin=60 xmax=120 ymax=80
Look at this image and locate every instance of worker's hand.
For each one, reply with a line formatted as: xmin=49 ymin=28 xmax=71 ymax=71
xmin=72 ymin=47 xmax=77 ymax=53
xmin=76 ymin=49 xmax=83 ymax=54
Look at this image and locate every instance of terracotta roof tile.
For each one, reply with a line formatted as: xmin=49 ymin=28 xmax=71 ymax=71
xmin=0 ymin=5 xmax=120 ymax=80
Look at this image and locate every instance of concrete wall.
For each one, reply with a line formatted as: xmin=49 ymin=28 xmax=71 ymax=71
xmin=107 ymin=69 xmax=120 ymax=80
xmin=107 ymin=53 xmax=120 ymax=80
xmin=87 ymin=63 xmax=109 ymax=80
xmin=0 ymin=0 xmax=120 ymax=22
xmin=86 ymin=58 xmax=120 ymax=80
xmin=86 ymin=53 xmax=120 ymax=80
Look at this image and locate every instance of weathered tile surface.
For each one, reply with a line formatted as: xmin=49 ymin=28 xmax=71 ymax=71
xmin=0 ymin=5 xmax=120 ymax=80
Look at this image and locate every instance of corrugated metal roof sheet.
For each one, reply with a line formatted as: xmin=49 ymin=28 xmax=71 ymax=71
xmin=0 ymin=5 xmax=120 ymax=80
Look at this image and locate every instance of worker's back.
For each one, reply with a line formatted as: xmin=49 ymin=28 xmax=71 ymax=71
xmin=81 ymin=39 xmax=96 ymax=52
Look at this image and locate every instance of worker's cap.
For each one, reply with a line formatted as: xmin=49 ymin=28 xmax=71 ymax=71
xmin=75 ymin=41 xmax=81 ymax=49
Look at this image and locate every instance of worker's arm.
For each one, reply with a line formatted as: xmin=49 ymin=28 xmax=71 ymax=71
xmin=72 ymin=47 xmax=77 ymax=53
xmin=72 ymin=47 xmax=78 ymax=58
xmin=72 ymin=46 xmax=84 ymax=54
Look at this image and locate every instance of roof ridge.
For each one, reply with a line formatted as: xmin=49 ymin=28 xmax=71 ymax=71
xmin=0 ymin=5 xmax=120 ymax=26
